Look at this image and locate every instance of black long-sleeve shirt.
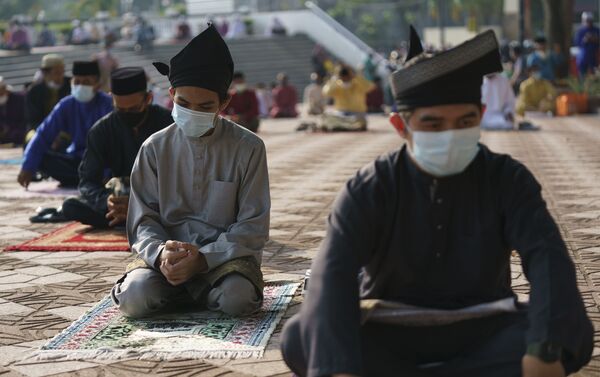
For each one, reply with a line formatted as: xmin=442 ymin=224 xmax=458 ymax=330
xmin=25 ymin=77 xmax=71 ymax=130
xmin=300 ymin=144 xmax=592 ymax=376
xmin=78 ymin=104 xmax=173 ymax=213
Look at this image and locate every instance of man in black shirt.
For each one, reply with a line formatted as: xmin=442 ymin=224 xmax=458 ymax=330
xmin=61 ymin=67 xmax=172 ymax=228
xmin=25 ymin=54 xmax=71 ymax=132
xmin=280 ymin=27 xmax=593 ymax=377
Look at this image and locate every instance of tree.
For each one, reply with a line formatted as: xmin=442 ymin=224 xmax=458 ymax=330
xmin=0 ymin=0 xmax=40 ymax=21
xmin=65 ymin=0 xmax=120 ymax=19
xmin=541 ymin=0 xmax=572 ymax=78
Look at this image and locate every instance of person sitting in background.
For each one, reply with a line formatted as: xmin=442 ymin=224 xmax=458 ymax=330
xmin=175 ymin=16 xmax=192 ymax=41
xmin=0 ymin=77 xmax=26 ymax=145
xmin=71 ymin=20 xmax=90 ymax=45
xmin=362 ymin=53 xmax=377 ymax=82
xmin=267 ymin=17 xmax=286 ymax=36
xmin=18 ymin=61 xmax=113 ymax=189
xmin=527 ymin=36 xmax=555 ymax=82
xmin=255 ymin=82 xmax=272 ymax=118
xmin=303 ymin=73 xmax=326 ymax=116
xmin=134 ymin=17 xmax=155 ymax=52
xmin=25 ymin=54 xmax=71 ymax=135
xmin=516 ymin=64 xmax=556 ymax=116
xmin=481 ymin=72 xmax=516 ymax=130
xmin=575 ymin=11 xmax=600 ymax=78
xmin=366 ymin=76 xmax=385 ymax=113
xmin=226 ymin=16 xmax=247 ymax=39
xmin=270 ymin=73 xmax=298 ymax=118
xmin=216 ymin=17 xmax=229 ymax=37
xmin=321 ymin=65 xmax=374 ymax=131
xmin=509 ymin=42 xmax=529 ymax=94
xmin=8 ymin=21 xmax=30 ymax=51
xmin=223 ymin=71 xmax=260 ymax=132
xmin=37 ymin=23 xmax=56 ymax=47
xmin=60 ymin=67 xmax=173 ymax=228
xmin=92 ymin=40 xmax=120 ymax=93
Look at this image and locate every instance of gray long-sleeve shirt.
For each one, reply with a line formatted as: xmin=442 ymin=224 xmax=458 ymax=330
xmin=127 ymin=117 xmax=270 ymax=271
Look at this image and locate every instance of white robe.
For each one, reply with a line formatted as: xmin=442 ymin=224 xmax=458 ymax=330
xmin=481 ymin=74 xmax=516 ymax=130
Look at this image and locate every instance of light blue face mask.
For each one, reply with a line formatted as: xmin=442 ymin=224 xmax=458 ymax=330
xmin=171 ymin=102 xmax=216 ymax=137
xmin=71 ymin=84 xmax=95 ymax=103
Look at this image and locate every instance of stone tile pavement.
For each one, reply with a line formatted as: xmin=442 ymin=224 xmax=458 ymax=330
xmin=0 ymin=115 xmax=597 ymax=376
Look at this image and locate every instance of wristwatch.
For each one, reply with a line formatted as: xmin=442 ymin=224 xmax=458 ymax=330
xmin=526 ymin=342 xmax=562 ymax=363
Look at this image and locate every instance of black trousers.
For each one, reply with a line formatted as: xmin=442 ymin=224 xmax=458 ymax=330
xmin=38 ymin=151 xmax=80 ymax=187
xmin=62 ymin=197 xmax=109 ymax=228
xmin=281 ymin=310 xmax=592 ymax=377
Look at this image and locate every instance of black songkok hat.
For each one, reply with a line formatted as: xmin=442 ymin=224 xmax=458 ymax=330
xmin=111 ymin=67 xmax=147 ymax=95
xmin=72 ymin=61 xmax=100 ymax=77
xmin=153 ymin=24 xmax=234 ymax=98
xmin=390 ymin=26 xmax=502 ymax=111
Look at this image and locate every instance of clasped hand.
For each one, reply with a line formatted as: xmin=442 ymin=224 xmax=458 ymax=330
xmin=159 ymin=240 xmax=208 ymax=286
xmin=106 ymin=194 xmax=129 ymax=227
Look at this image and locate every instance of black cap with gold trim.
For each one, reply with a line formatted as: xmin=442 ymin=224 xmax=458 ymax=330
xmin=390 ymin=26 xmax=502 ymax=111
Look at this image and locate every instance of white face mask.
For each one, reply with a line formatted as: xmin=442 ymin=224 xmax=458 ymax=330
xmin=0 ymin=95 xmax=7 ymax=106
xmin=47 ymin=80 xmax=61 ymax=90
xmin=234 ymin=84 xmax=247 ymax=92
xmin=171 ymin=102 xmax=216 ymax=137
xmin=407 ymin=125 xmax=481 ymax=177
xmin=71 ymin=84 xmax=95 ymax=103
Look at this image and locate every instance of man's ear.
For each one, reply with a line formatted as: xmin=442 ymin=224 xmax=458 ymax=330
xmin=93 ymin=77 xmax=102 ymax=92
xmin=146 ymin=91 xmax=154 ymax=105
xmin=389 ymin=112 xmax=407 ymax=137
xmin=168 ymin=87 xmax=175 ymax=100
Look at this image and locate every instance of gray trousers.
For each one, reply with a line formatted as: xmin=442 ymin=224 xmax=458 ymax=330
xmin=111 ymin=268 xmax=261 ymax=318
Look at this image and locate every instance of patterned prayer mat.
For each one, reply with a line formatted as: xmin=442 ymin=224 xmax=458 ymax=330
xmin=5 ymin=222 xmax=130 ymax=251
xmin=36 ymin=282 xmax=299 ymax=361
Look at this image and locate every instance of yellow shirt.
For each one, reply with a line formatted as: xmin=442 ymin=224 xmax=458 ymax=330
xmin=322 ymin=75 xmax=375 ymax=113
xmin=516 ymin=77 xmax=556 ymax=116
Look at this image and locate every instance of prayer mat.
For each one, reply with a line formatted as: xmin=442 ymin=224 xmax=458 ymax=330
xmin=0 ymin=181 xmax=78 ymax=199
xmin=0 ymin=157 xmax=23 ymax=165
xmin=5 ymin=222 xmax=130 ymax=251
xmin=35 ymin=281 xmax=299 ymax=361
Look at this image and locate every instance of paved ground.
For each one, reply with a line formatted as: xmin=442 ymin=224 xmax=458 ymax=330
xmin=0 ymin=115 xmax=598 ymax=376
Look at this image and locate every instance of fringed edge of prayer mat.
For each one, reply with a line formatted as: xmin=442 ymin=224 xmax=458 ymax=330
xmin=28 ymin=282 xmax=300 ymax=362
xmin=4 ymin=222 xmax=130 ymax=252
xmin=27 ymin=348 xmax=267 ymax=362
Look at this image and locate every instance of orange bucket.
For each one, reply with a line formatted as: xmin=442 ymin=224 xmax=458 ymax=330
xmin=556 ymin=93 xmax=589 ymax=116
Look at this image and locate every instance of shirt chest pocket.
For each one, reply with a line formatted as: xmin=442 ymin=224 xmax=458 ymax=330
xmin=205 ymin=181 xmax=238 ymax=227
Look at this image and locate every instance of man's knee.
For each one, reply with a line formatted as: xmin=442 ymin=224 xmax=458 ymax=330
xmin=207 ymin=273 xmax=261 ymax=316
xmin=111 ymin=269 xmax=172 ymax=318
xmin=62 ymin=197 xmax=108 ymax=227
xmin=281 ymin=315 xmax=306 ymax=376
xmin=61 ymin=197 xmax=84 ymax=219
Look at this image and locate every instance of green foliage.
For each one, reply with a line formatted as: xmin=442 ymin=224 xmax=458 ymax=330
xmin=0 ymin=0 xmax=40 ymax=20
xmin=66 ymin=0 xmax=119 ymax=19
xmin=584 ymin=73 xmax=600 ymax=97
xmin=567 ymin=76 xmax=584 ymax=94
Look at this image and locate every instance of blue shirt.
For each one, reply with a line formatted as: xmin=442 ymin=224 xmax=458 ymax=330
xmin=527 ymin=51 xmax=555 ymax=81
xmin=22 ymin=92 xmax=113 ymax=172
xmin=575 ymin=25 xmax=600 ymax=63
